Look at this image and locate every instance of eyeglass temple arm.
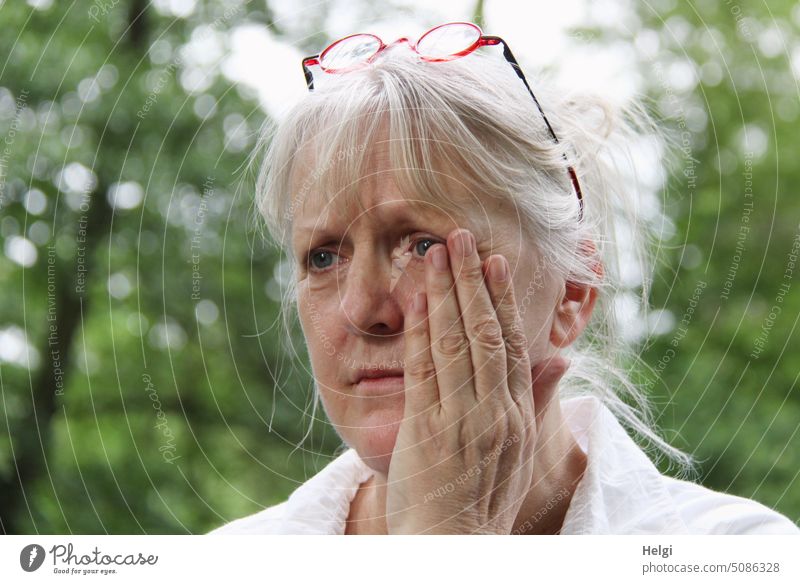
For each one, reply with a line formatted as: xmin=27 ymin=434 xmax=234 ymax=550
xmin=302 ymin=56 xmax=319 ymax=90
xmin=483 ymin=35 xmax=584 ymax=218
xmin=483 ymin=36 xmax=560 ymax=144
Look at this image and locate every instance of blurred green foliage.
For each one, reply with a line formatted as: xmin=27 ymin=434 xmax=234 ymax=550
xmin=632 ymin=0 xmax=800 ymax=523
xmin=0 ymin=0 xmax=797 ymax=533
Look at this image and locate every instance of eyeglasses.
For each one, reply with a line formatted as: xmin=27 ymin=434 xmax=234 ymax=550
xmin=301 ymin=21 xmax=584 ymax=221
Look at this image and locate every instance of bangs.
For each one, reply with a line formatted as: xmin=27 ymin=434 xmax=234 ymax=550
xmin=288 ymin=100 xmax=494 ymax=226
xmin=271 ymin=51 xmax=558 ymax=242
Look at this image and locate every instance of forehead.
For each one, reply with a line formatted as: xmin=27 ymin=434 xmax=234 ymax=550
xmin=290 ymin=171 xmax=464 ymax=244
xmin=289 ymin=137 xmax=470 ymax=233
xmin=286 ymin=123 xmax=524 ymax=252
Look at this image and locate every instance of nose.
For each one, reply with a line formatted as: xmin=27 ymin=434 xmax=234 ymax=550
xmin=340 ymin=249 xmax=410 ymax=337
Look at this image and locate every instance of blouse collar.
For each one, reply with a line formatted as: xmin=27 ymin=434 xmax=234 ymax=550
xmin=265 ymin=395 xmax=689 ymax=534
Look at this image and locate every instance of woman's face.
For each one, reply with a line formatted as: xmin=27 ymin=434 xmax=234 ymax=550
xmin=290 ymin=146 xmax=565 ymax=474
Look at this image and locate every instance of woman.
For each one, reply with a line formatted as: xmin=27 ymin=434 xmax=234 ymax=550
xmin=211 ymin=23 xmax=798 ymax=535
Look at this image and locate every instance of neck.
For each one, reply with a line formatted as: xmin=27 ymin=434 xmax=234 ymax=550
xmin=511 ymin=411 xmax=587 ymax=535
xmin=346 ymin=405 xmax=587 ymax=535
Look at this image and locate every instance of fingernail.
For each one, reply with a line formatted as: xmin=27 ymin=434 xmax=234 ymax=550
xmin=432 ymin=245 xmax=448 ymax=272
xmin=453 ymin=230 xmax=474 ymax=257
xmin=490 ymin=256 xmax=508 ymax=282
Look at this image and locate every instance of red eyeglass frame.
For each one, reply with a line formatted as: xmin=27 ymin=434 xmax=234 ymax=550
xmin=301 ymin=22 xmax=584 ymax=221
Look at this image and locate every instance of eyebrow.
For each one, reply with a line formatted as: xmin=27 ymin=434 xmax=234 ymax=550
xmin=294 ymin=218 xmax=433 ymax=258
xmin=292 ymin=203 xmax=440 ymax=236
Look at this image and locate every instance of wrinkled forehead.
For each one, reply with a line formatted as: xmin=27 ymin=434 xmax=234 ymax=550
xmin=287 ymin=126 xmax=476 ymax=231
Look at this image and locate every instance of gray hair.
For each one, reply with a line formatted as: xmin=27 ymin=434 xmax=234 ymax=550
xmin=252 ymin=48 xmax=696 ymax=476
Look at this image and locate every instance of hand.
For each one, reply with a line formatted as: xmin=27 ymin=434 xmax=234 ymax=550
xmin=386 ymin=228 xmax=567 ymax=534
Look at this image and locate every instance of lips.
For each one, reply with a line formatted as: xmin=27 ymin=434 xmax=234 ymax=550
xmin=354 ymin=368 xmax=404 ymax=383
xmin=355 ymin=372 xmax=405 ymax=396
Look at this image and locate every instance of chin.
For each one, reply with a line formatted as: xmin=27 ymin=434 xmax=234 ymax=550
xmin=341 ymin=401 xmax=404 ymax=475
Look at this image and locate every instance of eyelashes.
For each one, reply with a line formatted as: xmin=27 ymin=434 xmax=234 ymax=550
xmin=306 ymin=233 xmax=441 ymax=274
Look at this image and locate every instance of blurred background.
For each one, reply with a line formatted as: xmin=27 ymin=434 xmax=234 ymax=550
xmin=0 ymin=0 xmax=798 ymax=534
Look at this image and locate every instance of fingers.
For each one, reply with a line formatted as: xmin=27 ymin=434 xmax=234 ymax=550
xmin=425 ymin=242 xmax=475 ymax=406
xmin=447 ymin=229 xmax=509 ymax=403
xmin=403 ymin=291 xmax=440 ymax=416
xmin=411 ymin=228 xmax=543 ymax=420
xmin=482 ymin=254 xmax=533 ymax=410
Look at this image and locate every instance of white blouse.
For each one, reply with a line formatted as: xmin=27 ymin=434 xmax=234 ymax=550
xmin=209 ymin=395 xmax=799 ymax=535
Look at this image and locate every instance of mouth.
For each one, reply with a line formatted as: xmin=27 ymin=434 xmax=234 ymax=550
xmin=355 ymin=368 xmax=404 ymax=382
xmin=354 ymin=368 xmax=405 ymax=395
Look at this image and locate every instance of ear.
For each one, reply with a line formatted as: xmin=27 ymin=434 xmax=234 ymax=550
xmin=549 ymin=280 xmax=598 ymax=348
xmin=549 ymin=240 xmax=603 ymax=348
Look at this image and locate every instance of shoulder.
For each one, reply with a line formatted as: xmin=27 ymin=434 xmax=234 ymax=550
xmin=662 ymin=475 xmax=799 ymax=535
xmin=206 ymin=447 xmax=374 ymax=535
xmin=559 ymin=395 xmax=798 ymax=535
xmin=207 ymin=502 xmax=289 ymax=535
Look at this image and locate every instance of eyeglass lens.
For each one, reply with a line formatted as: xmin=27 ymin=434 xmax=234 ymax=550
xmin=416 ymin=23 xmax=480 ymax=58
xmin=320 ymin=34 xmax=382 ymax=70
xmin=320 ymin=23 xmax=481 ymax=71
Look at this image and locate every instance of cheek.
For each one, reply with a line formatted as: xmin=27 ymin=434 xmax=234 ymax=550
xmin=297 ymin=286 xmax=345 ymax=363
xmin=513 ymin=272 xmax=556 ymax=355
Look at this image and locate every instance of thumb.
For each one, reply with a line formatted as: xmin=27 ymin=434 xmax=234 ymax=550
xmin=530 ymin=355 xmax=570 ymax=430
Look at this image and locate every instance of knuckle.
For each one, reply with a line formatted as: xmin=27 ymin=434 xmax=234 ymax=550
xmin=497 ymin=415 xmax=525 ymax=452
xmin=460 ymin=411 xmax=519 ymax=452
xmin=505 ymin=407 xmax=525 ymax=436
xmin=468 ymin=314 xmax=504 ymax=350
xmin=504 ymin=324 xmax=530 ymax=361
xmin=429 ymin=277 xmax=454 ymax=296
xmin=456 ymin=263 xmax=484 ymax=282
xmin=457 ymin=419 xmax=485 ymax=448
xmin=497 ymin=291 xmax=520 ymax=319
xmin=406 ymin=412 xmax=449 ymax=452
xmin=423 ymin=413 xmax=453 ymax=449
xmin=482 ymin=358 xmax=508 ymax=390
xmin=499 ymin=281 xmax=518 ymax=304
xmin=435 ymin=331 xmax=470 ymax=359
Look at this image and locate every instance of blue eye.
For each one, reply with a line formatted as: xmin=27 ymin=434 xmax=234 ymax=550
xmin=307 ymin=235 xmax=438 ymax=274
xmin=309 ymin=250 xmax=338 ymax=270
xmin=413 ymin=238 xmax=435 ymax=257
